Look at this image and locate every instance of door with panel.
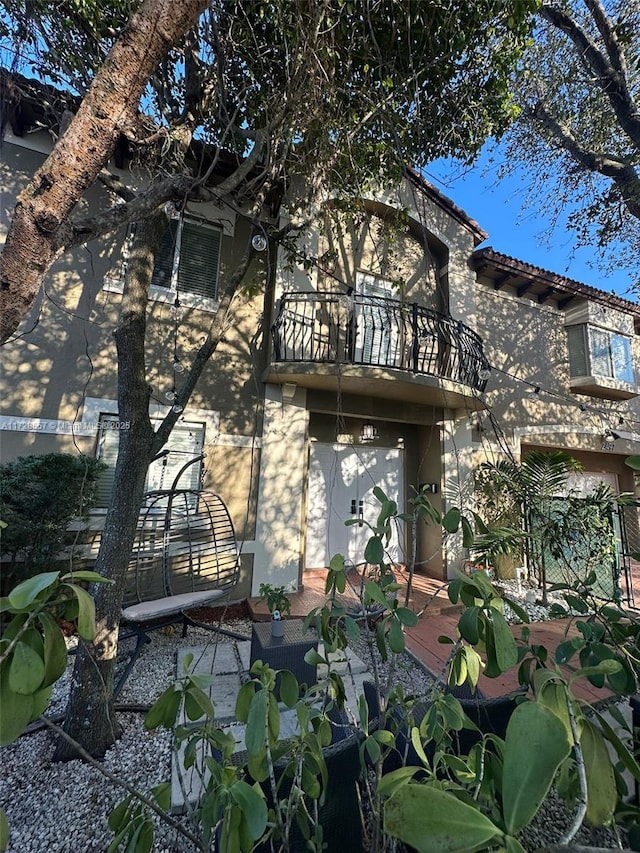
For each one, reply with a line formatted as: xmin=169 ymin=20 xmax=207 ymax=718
xmin=305 ymin=442 xmax=404 ymax=569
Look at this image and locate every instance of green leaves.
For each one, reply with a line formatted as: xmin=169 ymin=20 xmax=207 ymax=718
xmin=144 ymin=686 xmax=181 ymax=730
xmin=451 ymin=575 xmax=518 ymax=681
xmin=442 ymin=507 xmax=461 ymax=533
xmin=580 ymin=718 xmax=617 ymax=826
xmin=384 ymin=784 xmax=502 ymax=852
xmin=492 ymin=608 xmax=518 ymax=671
xmin=62 ymin=583 xmax=96 ymax=639
xmin=9 ymin=641 xmax=45 ymax=694
xmin=0 ymin=569 xmax=108 ymax=745
xmin=501 ymin=701 xmax=571 ymax=834
xmin=458 ymin=606 xmax=480 ymax=645
xmin=364 ymin=535 xmax=385 ymax=565
xmin=7 ymin=572 xmax=60 ymax=610
xmin=0 ymin=667 xmax=35 ymax=746
xmin=40 ymin=612 xmax=68 ymax=687
xmin=229 ymin=780 xmax=268 ymax=840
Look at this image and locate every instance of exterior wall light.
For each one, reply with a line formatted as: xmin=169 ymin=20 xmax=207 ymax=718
xmin=360 ymin=422 xmax=377 ymax=443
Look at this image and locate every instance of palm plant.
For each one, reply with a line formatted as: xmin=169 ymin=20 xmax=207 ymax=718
xmin=475 ymin=451 xmax=582 ymax=603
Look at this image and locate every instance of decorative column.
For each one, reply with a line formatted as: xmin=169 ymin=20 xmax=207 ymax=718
xmin=252 ymin=383 xmax=309 ymax=595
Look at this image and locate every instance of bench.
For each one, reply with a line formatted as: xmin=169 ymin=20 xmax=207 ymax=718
xmin=116 ymin=486 xmax=240 ymax=694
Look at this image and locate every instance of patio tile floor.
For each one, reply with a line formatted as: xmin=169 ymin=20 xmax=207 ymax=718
xmin=250 ymin=569 xmax=619 ymax=705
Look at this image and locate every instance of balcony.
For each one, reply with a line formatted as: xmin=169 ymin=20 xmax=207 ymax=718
xmin=268 ymin=292 xmax=490 ymax=407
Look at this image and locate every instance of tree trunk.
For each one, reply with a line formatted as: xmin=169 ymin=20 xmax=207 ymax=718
xmin=0 ymin=0 xmax=206 ymax=344
xmin=53 ymin=212 xmax=165 ymax=760
xmin=53 ymin=209 xmax=258 ymax=759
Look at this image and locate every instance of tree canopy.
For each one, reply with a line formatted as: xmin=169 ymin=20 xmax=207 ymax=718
xmin=0 ymin=0 xmax=540 ymax=759
xmin=497 ymin=0 xmax=640 ymax=286
xmin=0 ymin=0 xmax=539 ymax=342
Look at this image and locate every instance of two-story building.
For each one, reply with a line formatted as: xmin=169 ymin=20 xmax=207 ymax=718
xmin=2 ymin=76 xmax=639 ymax=599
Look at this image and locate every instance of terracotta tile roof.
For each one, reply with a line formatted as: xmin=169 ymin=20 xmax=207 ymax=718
xmin=472 ymin=246 xmax=640 ymax=316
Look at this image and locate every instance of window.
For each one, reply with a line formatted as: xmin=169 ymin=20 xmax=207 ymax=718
xmin=94 ymin=416 xmax=205 ymax=507
xmin=567 ymin=324 xmax=635 ymax=384
xmin=354 ymin=272 xmax=401 ymax=366
xmin=151 ymin=216 xmax=222 ymax=306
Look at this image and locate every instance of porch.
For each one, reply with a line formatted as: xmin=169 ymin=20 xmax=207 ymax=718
xmin=249 ymin=565 xmax=640 ymax=703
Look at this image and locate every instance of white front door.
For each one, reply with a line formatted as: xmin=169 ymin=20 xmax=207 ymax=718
xmin=305 ymin=443 xmax=404 ymax=568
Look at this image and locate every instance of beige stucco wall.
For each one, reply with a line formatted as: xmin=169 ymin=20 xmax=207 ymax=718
xmin=316 ymin=203 xmax=442 ymax=308
xmin=475 ymin=275 xmax=640 ymax=472
xmin=253 ymin=384 xmax=309 ymax=594
xmin=1 ymin=134 xmax=269 ymax=587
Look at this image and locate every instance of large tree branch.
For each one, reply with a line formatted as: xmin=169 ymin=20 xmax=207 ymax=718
xmin=582 ymin=0 xmax=627 ymax=77
xmin=540 ymin=3 xmax=640 ymax=149
xmin=530 ymin=98 xmax=640 ymax=219
xmin=0 ymin=0 xmax=207 ymax=344
xmin=65 ymin=130 xmax=268 ymax=250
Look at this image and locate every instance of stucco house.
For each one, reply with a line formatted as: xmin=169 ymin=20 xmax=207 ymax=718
xmin=2 ymin=74 xmax=640 ymax=601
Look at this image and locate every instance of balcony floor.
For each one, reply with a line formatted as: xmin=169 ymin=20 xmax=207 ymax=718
xmin=264 ymin=362 xmax=486 ymax=411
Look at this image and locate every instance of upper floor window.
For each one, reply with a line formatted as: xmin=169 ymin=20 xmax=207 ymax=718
xmin=567 ymin=324 xmax=635 ymax=384
xmin=103 ymin=215 xmax=223 ymax=312
xmin=150 ymin=216 xmax=222 ymax=309
xmin=566 ymin=323 xmax=637 ymax=400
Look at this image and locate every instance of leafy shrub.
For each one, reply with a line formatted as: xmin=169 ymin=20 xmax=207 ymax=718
xmin=0 ymin=452 xmax=104 ymax=593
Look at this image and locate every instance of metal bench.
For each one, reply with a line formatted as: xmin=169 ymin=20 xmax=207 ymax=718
xmin=116 ymin=484 xmax=240 ymax=694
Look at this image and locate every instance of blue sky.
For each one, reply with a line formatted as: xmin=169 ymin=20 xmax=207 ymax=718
xmin=425 ymin=148 xmax=637 ymax=302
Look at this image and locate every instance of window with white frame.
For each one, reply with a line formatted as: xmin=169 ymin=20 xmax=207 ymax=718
xmin=150 ymin=215 xmax=222 ymax=306
xmin=94 ymin=416 xmax=205 ymax=507
xmin=103 ymin=216 xmax=223 ymax=310
xmin=567 ymin=324 xmax=635 ymax=385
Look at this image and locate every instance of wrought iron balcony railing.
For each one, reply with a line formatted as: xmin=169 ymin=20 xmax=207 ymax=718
xmin=272 ymin=292 xmax=490 ymax=392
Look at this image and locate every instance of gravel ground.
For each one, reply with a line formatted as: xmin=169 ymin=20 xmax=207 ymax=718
xmin=0 ymin=593 xmax=627 ymax=852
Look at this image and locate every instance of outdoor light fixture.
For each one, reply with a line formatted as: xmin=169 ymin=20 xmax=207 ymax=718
xmin=602 ymin=430 xmax=620 ymax=443
xmin=360 ymin=421 xmax=377 ymax=443
xmin=251 ymin=232 xmax=268 ymax=252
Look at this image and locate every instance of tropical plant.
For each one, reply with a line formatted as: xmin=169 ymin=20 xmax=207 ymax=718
xmin=0 ymin=568 xmax=112 ymax=851
xmin=0 ymin=569 xmax=112 ymax=746
xmin=475 ymin=451 xmax=639 ymax=608
xmin=472 ymin=461 xmax=529 ymax=578
xmin=474 ymin=451 xmax=584 ymax=602
xmin=258 ymin=583 xmax=292 ymax=620
xmin=103 ymin=486 xmax=640 ymax=852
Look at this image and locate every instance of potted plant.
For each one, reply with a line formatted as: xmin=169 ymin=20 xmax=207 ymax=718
xmin=258 ymin=582 xmax=291 ymax=637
